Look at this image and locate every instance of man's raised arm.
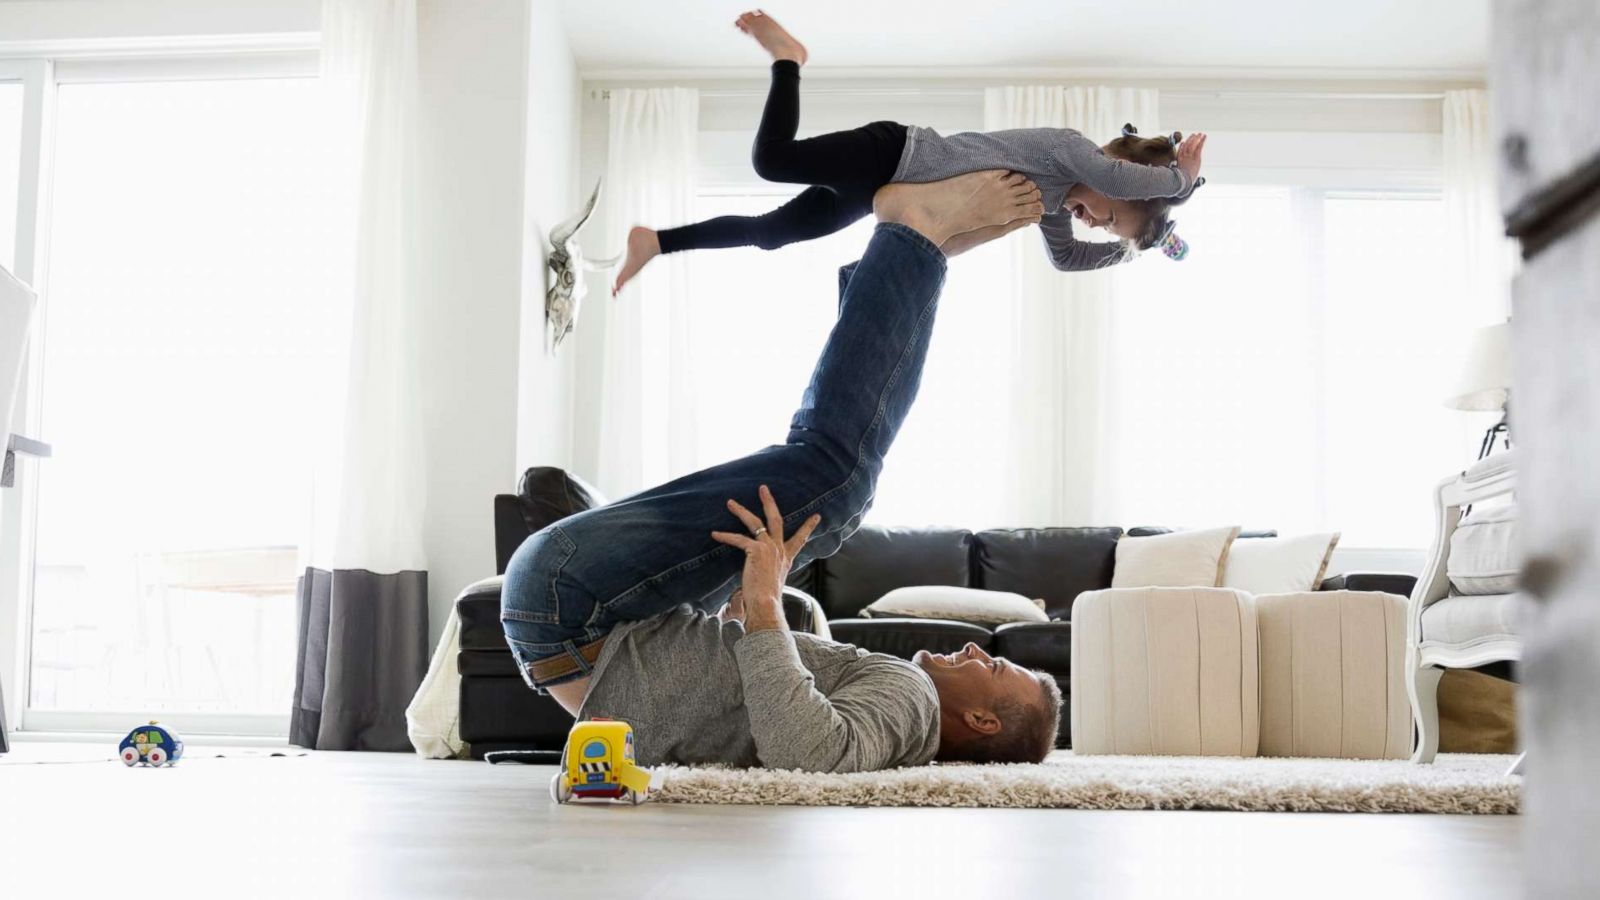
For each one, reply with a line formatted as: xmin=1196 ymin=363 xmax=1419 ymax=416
xmin=711 ymin=486 xmax=937 ymax=773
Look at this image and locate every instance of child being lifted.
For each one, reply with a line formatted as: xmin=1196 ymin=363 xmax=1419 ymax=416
xmin=611 ymin=9 xmax=1207 ymax=296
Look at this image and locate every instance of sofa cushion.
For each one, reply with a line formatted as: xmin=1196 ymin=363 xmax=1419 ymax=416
xmin=827 ymin=617 xmax=992 ymax=660
xmin=1221 ymin=532 xmax=1341 ymax=595
xmin=1112 ymin=526 xmax=1241 ymax=589
xmin=991 ymin=621 xmax=1073 ymax=673
xmin=819 ymin=526 xmax=973 ymax=619
xmin=973 ymin=527 xmax=1121 ymax=619
xmin=1448 ymin=503 xmax=1519 ymax=595
xmin=1420 ymin=592 xmax=1522 ymax=650
xmin=786 ymin=560 xmax=821 ymax=598
xmin=864 ymin=585 xmax=1047 ymax=627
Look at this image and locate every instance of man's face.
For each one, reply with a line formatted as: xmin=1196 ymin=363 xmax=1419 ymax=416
xmin=914 ymin=642 xmax=1039 ymax=712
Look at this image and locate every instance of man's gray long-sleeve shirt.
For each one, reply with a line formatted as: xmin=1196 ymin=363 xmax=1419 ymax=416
xmin=577 ymin=605 xmax=940 ymax=773
xmin=891 ymin=125 xmax=1194 ymax=271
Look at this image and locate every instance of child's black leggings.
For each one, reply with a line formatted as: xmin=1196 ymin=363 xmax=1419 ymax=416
xmin=656 ymin=61 xmax=908 ymax=255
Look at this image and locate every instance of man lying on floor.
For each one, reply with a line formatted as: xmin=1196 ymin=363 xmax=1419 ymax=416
xmin=501 ymin=170 xmax=1062 ymax=773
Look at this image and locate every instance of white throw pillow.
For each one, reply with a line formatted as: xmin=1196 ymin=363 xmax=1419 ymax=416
xmin=863 ymin=586 xmax=1049 ymax=626
xmin=1221 ymin=532 xmax=1341 ymax=594
xmin=1112 ymin=526 xmax=1241 ymax=588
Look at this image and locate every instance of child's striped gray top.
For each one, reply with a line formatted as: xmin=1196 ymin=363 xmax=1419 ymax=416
xmin=891 ymin=125 xmax=1193 ymax=270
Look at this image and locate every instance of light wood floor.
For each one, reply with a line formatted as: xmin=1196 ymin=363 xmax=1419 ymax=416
xmin=2 ymin=742 xmax=1522 ymax=899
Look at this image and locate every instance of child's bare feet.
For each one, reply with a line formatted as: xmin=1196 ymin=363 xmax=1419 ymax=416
xmin=734 ymin=10 xmax=807 ymax=65
xmin=873 ymin=172 xmax=1044 ymax=248
xmin=612 ymin=226 xmax=660 ymax=297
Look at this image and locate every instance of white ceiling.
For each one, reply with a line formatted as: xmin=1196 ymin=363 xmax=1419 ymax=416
xmin=557 ymin=0 xmax=1489 ymax=75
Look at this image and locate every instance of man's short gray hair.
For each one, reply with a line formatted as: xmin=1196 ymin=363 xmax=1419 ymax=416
xmin=950 ymin=670 xmax=1063 ymax=765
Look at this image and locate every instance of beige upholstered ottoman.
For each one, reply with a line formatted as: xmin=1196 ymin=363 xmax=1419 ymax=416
xmin=1071 ymin=587 xmax=1259 ymax=756
xmin=1256 ymin=590 xmax=1411 ymax=759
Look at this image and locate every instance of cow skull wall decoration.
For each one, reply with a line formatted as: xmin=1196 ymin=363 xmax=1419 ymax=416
xmin=545 ymin=177 xmax=620 ymax=352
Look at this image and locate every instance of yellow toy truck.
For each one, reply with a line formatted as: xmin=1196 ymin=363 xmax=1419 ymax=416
xmin=550 ymin=719 xmax=651 ymax=805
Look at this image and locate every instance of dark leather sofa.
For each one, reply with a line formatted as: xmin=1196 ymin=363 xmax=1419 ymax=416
xmin=457 ymin=467 xmax=1418 ymax=756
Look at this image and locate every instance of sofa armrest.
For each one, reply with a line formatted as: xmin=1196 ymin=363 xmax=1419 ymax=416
xmin=1319 ymin=571 xmax=1418 ymax=597
xmin=781 ymin=587 xmax=830 ymax=639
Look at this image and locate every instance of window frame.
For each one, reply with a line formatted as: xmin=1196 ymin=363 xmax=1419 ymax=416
xmin=0 ymin=38 xmax=318 ymax=741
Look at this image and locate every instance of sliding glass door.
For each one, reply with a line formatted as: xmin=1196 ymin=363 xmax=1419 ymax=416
xmin=3 ymin=50 xmax=340 ymax=736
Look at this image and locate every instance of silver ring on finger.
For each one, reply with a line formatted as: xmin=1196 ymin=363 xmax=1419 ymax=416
xmin=753 ymin=527 xmax=768 ymax=537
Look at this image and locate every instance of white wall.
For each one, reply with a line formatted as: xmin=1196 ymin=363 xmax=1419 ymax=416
xmin=515 ymin=1 xmax=580 ymax=474
xmin=416 ymin=0 xmax=566 ymax=643
xmin=414 ymin=0 xmax=582 ymax=641
xmin=0 ymin=0 xmax=317 ymax=42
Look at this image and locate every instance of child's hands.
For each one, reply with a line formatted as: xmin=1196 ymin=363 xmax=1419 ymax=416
xmin=1177 ymin=132 xmax=1207 ymax=183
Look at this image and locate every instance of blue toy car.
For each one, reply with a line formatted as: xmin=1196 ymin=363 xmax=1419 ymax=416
xmin=119 ymin=721 xmax=184 ymax=767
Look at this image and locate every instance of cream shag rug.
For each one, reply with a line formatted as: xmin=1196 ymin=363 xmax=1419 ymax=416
xmin=650 ymin=751 xmax=1518 ymax=814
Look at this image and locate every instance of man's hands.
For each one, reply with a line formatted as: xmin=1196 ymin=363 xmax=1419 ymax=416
xmin=1177 ymin=132 xmax=1207 ymax=184
xmin=711 ymin=485 xmax=821 ymax=633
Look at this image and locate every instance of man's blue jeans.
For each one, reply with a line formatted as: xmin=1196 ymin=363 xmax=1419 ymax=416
xmin=501 ymin=222 xmax=948 ymax=690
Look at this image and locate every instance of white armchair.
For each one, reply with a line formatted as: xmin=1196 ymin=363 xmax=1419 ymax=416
xmin=1407 ymin=450 xmax=1521 ymax=763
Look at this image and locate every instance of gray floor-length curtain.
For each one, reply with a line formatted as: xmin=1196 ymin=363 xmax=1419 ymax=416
xmin=291 ymin=0 xmax=430 ymax=751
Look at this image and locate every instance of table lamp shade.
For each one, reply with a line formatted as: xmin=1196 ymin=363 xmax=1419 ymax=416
xmin=1445 ymin=321 xmax=1511 ymax=412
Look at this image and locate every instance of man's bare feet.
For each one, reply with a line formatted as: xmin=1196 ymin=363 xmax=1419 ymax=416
xmin=612 ymin=225 xmax=660 ymax=297
xmin=873 ymin=172 xmax=1044 ymax=248
xmin=939 ymin=215 xmax=1043 ymax=258
xmin=734 ymin=10 xmax=807 ymax=65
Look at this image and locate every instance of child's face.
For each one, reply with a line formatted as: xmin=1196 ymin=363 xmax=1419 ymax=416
xmin=1067 ymin=191 xmax=1143 ymax=242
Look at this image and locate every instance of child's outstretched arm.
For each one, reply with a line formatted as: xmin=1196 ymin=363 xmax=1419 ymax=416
xmin=1053 ymin=131 xmax=1194 ymax=200
xmin=1037 ymin=210 xmax=1128 ymax=271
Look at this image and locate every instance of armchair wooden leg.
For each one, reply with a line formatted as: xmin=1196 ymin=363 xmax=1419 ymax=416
xmin=1409 ymin=665 xmax=1444 ymax=763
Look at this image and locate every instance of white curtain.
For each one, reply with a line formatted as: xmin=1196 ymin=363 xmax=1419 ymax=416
xmin=293 ymin=0 xmax=429 ymax=752
xmin=594 ymin=88 xmax=700 ymax=498
xmin=1442 ymin=89 xmax=1517 ymax=327
xmin=985 ymin=86 xmax=1159 ymax=525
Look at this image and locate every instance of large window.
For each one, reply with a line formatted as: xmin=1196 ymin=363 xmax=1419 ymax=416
xmin=1111 ymin=186 xmax=1492 ymax=546
xmin=17 ymin=71 xmax=339 ymax=731
xmin=685 ymin=177 xmax=1492 ymax=548
xmin=684 ymin=189 xmax=1015 ymax=527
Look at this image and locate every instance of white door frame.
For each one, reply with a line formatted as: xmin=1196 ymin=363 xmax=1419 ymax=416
xmin=0 ymin=56 xmax=55 ymax=740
